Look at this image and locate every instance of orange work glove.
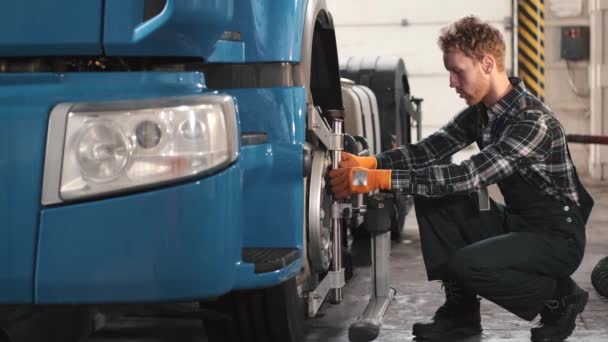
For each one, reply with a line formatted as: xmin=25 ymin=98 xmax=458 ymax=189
xmin=340 ymin=152 xmax=377 ymax=169
xmin=329 ymin=167 xmax=391 ymax=199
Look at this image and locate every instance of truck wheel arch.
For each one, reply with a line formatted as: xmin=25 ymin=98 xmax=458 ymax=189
xmin=294 ymin=0 xmax=342 ymax=113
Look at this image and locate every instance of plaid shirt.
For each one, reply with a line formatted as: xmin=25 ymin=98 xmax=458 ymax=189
xmin=376 ymin=77 xmax=580 ymax=206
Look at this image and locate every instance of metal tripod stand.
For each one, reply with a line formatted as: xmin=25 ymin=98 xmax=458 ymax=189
xmin=349 ymin=193 xmax=396 ymax=342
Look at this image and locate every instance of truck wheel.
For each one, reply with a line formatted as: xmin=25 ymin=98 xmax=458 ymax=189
xmin=204 ymin=277 xmax=304 ymax=342
xmin=0 ymin=308 xmax=94 ymax=342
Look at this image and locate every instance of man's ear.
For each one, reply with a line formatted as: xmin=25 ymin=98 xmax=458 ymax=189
xmin=482 ymin=55 xmax=495 ymax=74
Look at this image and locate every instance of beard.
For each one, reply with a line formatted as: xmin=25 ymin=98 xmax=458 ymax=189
xmin=464 ymin=95 xmax=481 ymax=105
xmin=461 ymin=82 xmax=487 ymax=106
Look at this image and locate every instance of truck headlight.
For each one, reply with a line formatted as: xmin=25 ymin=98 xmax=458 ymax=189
xmin=42 ymin=95 xmax=238 ymax=205
xmin=73 ymin=120 xmax=132 ymax=183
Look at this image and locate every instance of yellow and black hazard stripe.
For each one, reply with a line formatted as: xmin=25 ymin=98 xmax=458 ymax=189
xmin=517 ymin=0 xmax=544 ymax=101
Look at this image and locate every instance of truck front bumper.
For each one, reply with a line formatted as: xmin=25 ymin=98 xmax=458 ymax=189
xmin=35 ymin=161 xmax=301 ymax=304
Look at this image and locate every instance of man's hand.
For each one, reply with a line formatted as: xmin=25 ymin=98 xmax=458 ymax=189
xmin=329 ymin=167 xmax=391 ymax=199
xmin=340 ymin=152 xmax=377 ymax=169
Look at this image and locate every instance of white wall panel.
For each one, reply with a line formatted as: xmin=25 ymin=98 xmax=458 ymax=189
xmin=335 ymin=24 xmax=513 ymax=82
xmin=329 ymin=0 xmax=513 ymax=134
xmin=328 ymin=0 xmax=510 ymax=25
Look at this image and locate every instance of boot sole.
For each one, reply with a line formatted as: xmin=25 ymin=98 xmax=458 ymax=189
xmin=412 ymin=324 xmax=482 ymax=340
xmin=530 ymin=290 xmax=588 ymax=342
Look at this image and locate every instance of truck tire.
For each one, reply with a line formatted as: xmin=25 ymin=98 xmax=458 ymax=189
xmin=0 ymin=308 xmax=94 ymax=342
xmin=204 ymin=278 xmax=304 ymax=342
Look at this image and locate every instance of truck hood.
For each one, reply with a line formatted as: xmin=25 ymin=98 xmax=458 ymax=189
xmin=0 ymin=0 xmax=233 ymax=58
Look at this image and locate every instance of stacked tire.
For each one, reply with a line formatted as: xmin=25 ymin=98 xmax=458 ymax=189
xmin=340 ymin=56 xmax=420 ymax=241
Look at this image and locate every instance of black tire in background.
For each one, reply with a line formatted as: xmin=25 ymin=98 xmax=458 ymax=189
xmin=340 ymin=56 xmax=417 ymax=242
xmin=591 ymin=256 xmax=608 ymax=299
xmin=339 ymin=56 xmax=414 ymax=153
xmin=203 ymin=277 xmax=304 ymax=342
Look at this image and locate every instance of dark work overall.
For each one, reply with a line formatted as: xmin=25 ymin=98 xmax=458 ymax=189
xmin=414 ymin=171 xmax=588 ymax=320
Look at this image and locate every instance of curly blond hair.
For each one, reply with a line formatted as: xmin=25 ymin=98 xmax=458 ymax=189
xmin=438 ymin=16 xmax=506 ymax=71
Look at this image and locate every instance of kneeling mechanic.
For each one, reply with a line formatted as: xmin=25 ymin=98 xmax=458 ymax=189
xmin=330 ymin=15 xmax=594 ymax=342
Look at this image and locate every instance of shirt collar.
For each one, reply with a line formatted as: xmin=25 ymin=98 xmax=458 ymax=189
xmin=486 ymin=77 xmax=526 ymax=117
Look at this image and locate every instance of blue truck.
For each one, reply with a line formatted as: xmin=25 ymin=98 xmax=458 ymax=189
xmin=0 ymin=1 xmax=423 ymax=341
xmin=0 ymin=0 xmax=350 ymax=341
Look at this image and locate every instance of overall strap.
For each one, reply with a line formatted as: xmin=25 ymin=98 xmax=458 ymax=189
xmin=519 ymin=105 xmax=594 ymax=223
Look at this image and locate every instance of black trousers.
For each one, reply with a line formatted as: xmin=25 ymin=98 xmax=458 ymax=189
xmin=415 ymin=194 xmax=585 ymax=320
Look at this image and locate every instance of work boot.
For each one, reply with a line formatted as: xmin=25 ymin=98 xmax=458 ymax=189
xmin=412 ymin=281 xmax=482 ymax=340
xmin=530 ymin=282 xmax=588 ymax=342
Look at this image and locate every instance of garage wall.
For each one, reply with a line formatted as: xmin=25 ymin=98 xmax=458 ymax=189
xmin=543 ymin=0 xmax=592 ymax=176
xmin=327 ymin=0 xmax=512 ymax=142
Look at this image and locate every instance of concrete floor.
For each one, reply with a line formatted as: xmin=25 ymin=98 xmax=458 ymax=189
xmin=304 ymin=178 xmax=608 ymax=342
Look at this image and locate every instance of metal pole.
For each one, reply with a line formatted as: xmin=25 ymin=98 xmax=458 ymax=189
xmin=331 ymin=119 xmax=343 ymax=303
xmin=512 ymin=0 xmax=518 ymax=76
xmin=567 ymin=134 xmax=608 ymax=145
